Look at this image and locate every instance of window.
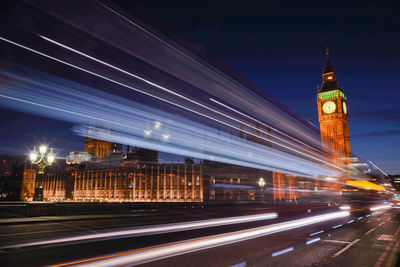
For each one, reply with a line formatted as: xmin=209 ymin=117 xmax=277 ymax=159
xmin=210 ymin=190 xmax=215 ymax=200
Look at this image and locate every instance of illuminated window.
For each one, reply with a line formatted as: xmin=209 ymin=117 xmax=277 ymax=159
xmin=328 ymin=76 xmax=333 ymax=80
xmin=230 ymin=178 xmax=233 ymax=183
xmin=210 ymin=190 xmax=215 ymax=200
xmin=237 ymin=178 xmax=240 ymax=184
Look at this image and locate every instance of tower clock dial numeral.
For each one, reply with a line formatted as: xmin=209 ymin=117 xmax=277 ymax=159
xmin=343 ymin=102 xmax=347 ymax=114
xmin=322 ymin=101 xmax=336 ymax=114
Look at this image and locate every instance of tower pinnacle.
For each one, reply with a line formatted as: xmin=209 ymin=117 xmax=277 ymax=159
xmin=323 ymin=47 xmax=334 ymax=74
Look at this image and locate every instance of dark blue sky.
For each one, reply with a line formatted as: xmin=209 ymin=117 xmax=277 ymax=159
xmin=135 ymin=0 xmax=400 ymax=173
xmin=0 ymin=0 xmax=399 ymax=173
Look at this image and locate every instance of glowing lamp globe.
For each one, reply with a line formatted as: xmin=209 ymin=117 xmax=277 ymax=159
xmin=39 ymin=145 xmax=47 ymax=154
xmin=47 ymin=154 xmax=55 ymax=164
xmin=30 ymin=152 xmax=38 ymax=162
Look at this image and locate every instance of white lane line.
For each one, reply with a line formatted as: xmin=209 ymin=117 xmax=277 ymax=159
xmin=365 ymin=228 xmax=376 ymax=236
xmin=332 ymin=239 xmax=360 ymax=257
xmin=347 ymin=220 xmax=354 ymax=224
xmin=306 ymin=237 xmax=321 ymax=245
xmin=0 ymin=228 xmax=71 ymax=237
xmin=310 ymin=230 xmax=324 ymax=236
xmin=272 ymin=247 xmax=294 ymax=257
xmin=322 ymin=240 xmax=351 ymax=244
xmin=332 ymin=224 xmax=343 ymax=229
xmin=378 ymin=222 xmax=385 ymax=227
xmin=230 ymin=261 xmax=246 ymax=267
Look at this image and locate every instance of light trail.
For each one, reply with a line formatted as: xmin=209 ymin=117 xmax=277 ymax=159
xmin=0 ymin=36 xmax=345 ymax=174
xmin=0 ymin=68 xmax=341 ymax=177
xmin=52 ymin=211 xmax=349 ymax=267
xmin=38 ymin=35 xmax=344 ymax=172
xmin=209 ymin=97 xmax=324 ymax=158
xmin=2 ymin=212 xmax=277 ymax=250
xmin=80 ymin=2 xmax=326 ymax=149
xmin=370 ymin=204 xmax=391 ymax=211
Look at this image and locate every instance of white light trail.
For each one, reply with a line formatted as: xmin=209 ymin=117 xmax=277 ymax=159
xmin=1 ymin=36 xmax=344 ymax=175
xmin=368 ymin=161 xmax=388 ymax=176
xmin=53 ymin=211 xmax=349 ymax=266
xmin=0 ymin=67 xmax=341 ymax=177
xmin=2 ymin=212 xmax=278 ymax=250
xmin=209 ymin=97 xmax=323 ymax=157
xmin=37 ymin=35 xmax=345 ymax=172
xmin=370 ymin=205 xmax=391 ymax=211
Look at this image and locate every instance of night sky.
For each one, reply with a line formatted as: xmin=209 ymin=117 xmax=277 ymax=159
xmin=0 ymin=0 xmax=399 ymax=173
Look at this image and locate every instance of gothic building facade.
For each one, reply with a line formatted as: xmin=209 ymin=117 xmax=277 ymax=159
xmin=317 ymin=48 xmax=351 ymax=169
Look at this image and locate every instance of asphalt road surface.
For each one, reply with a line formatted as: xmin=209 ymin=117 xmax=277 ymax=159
xmin=0 ymin=205 xmax=399 ymax=267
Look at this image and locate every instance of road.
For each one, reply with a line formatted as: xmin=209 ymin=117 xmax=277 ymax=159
xmin=0 ymin=205 xmax=399 ymax=267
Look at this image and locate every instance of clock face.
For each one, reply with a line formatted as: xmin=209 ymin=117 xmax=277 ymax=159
xmin=343 ymin=102 xmax=347 ymax=114
xmin=322 ymin=101 xmax=336 ymax=114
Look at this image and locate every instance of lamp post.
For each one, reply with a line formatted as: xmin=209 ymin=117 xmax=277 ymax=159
xmin=258 ymin=177 xmax=266 ymax=201
xmin=30 ymin=145 xmax=55 ymax=201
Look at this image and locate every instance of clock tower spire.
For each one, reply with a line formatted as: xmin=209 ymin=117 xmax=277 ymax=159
xmin=317 ymin=48 xmax=351 ymax=170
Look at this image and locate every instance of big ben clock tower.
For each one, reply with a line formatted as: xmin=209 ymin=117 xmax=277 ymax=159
xmin=317 ymin=48 xmax=351 ymax=169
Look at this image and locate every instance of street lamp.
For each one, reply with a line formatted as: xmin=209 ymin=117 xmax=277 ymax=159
xmin=258 ymin=177 xmax=266 ymax=202
xmin=30 ymin=145 xmax=55 ymax=201
xmin=258 ymin=177 xmax=266 ymax=189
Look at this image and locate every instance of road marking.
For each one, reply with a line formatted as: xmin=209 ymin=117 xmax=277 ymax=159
xmin=332 ymin=224 xmax=343 ymax=229
xmin=386 ymin=241 xmax=400 ymax=267
xmin=373 ymin=244 xmax=387 ymax=248
xmin=230 ymin=261 xmax=246 ymax=267
xmin=0 ymin=228 xmax=71 ymax=237
xmin=306 ymin=237 xmax=320 ymax=245
xmin=310 ymin=230 xmax=324 ymax=236
xmin=378 ymin=235 xmax=396 ymax=241
xmin=347 ymin=220 xmax=354 ymax=224
xmin=378 ymin=222 xmax=385 ymax=227
xmin=332 ymin=239 xmax=360 ymax=257
xmin=272 ymin=247 xmax=293 ymax=257
xmin=365 ymin=228 xmax=376 ymax=236
xmin=322 ymin=239 xmax=351 ymax=244
xmin=374 ymin=241 xmax=394 ymax=267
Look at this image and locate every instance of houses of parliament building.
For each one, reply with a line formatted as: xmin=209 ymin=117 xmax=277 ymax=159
xmin=20 ymin=50 xmax=353 ymax=203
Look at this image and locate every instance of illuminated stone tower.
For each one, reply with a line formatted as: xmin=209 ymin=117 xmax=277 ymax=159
xmin=317 ymin=48 xmax=351 ymax=169
xmin=84 ymin=137 xmax=113 ymax=158
xmin=83 ymin=126 xmax=122 ymax=158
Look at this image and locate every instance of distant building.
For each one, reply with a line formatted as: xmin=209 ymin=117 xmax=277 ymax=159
xmin=84 ymin=137 xmax=122 ymax=158
xmin=0 ymin=155 xmax=25 ymax=200
xmin=390 ymin=175 xmax=400 ymax=191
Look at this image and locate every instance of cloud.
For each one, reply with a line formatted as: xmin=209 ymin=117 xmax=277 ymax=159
xmin=351 ymin=129 xmax=400 ymax=138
